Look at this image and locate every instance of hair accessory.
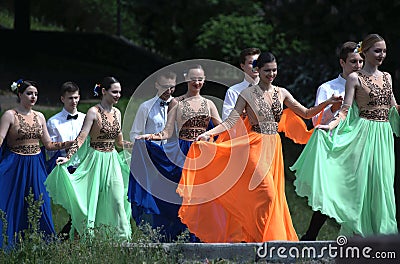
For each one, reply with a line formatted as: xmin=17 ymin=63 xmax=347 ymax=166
xmin=93 ymin=83 xmax=101 ymax=96
xmin=252 ymin=59 xmax=258 ymax=68
xmin=10 ymin=79 xmax=23 ymax=93
xmin=354 ymin=41 xmax=362 ymax=53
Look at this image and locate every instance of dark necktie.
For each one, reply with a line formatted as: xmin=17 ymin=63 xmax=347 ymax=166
xmin=160 ymin=101 xmax=169 ymax=107
xmin=67 ymin=114 xmax=78 ymax=120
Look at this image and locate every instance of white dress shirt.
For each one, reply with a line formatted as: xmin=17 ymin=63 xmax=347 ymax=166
xmin=46 ymin=108 xmax=85 ymax=165
xmin=312 ymin=74 xmax=346 ymax=126
xmin=222 ymin=79 xmax=252 ymax=121
xmin=222 ymin=74 xmax=259 ymax=121
xmin=130 ymin=96 xmax=173 ymax=145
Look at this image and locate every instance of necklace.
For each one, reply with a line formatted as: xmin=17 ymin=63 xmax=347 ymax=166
xmin=362 ymin=69 xmax=380 ymax=80
xmin=99 ymin=103 xmax=112 ymax=112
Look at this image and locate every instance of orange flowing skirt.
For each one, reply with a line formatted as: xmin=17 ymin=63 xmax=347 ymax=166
xmin=177 ymin=131 xmax=298 ymax=242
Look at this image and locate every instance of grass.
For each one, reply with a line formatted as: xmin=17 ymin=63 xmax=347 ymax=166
xmin=0 ymin=8 xmax=64 ymax=31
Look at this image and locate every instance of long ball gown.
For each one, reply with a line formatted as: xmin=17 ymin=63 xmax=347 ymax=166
xmin=45 ymin=105 xmax=132 ymax=240
xmin=290 ymin=71 xmax=400 ymax=237
xmin=0 ymin=110 xmax=55 ymax=249
xmin=128 ymin=96 xmax=214 ymax=241
xmin=177 ymin=86 xmax=299 ymax=242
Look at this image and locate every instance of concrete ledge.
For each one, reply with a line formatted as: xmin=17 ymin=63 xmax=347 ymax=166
xmin=125 ymin=241 xmax=337 ymax=263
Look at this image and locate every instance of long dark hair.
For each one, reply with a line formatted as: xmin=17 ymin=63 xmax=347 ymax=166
xmin=94 ymin=76 xmax=119 ymax=97
xmin=254 ymin=52 xmax=276 ymax=69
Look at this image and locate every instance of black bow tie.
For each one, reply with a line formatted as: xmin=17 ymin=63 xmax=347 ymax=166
xmin=160 ymin=101 xmax=170 ymax=107
xmin=67 ymin=114 xmax=78 ymax=120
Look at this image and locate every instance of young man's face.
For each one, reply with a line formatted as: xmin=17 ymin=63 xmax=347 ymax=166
xmin=156 ymin=76 xmax=176 ymax=101
xmin=61 ymin=91 xmax=80 ymax=113
xmin=340 ymin=52 xmax=363 ymax=78
xmin=241 ymin=54 xmax=259 ymax=80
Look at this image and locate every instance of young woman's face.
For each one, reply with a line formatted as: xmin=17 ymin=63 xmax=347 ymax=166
xmin=186 ymin=68 xmax=205 ymax=93
xmin=258 ymin=61 xmax=277 ymax=84
xmin=103 ymin=82 xmax=121 ymax=104
xmin=19 ymin=86 xmax=38 ymax=107
xmin=363 ymin=40 xmax=386 ymax=66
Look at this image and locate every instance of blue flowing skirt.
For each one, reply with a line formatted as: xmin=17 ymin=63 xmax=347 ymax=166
xmin=0 ymin=146 xmax=55 ymax=249
xmin=128 ymin=138 xmax=191 ymax=241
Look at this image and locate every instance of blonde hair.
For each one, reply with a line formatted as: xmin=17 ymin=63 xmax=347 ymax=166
xmin=360 ymin=34 xmax=385 ymax=58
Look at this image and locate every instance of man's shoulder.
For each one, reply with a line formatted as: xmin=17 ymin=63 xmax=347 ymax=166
xmin=140 ymin=97 xmax=158 ymax=108
xmin=318 ymin=76 xmax=343 ymax=90
xmin=47 ymin=111 xmax=64 ymax=123
xmin=227 ymin=80 xmax=247 ymax=93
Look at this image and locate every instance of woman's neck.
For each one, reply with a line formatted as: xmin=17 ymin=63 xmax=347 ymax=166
xmin=16 ymin=105 xmax=32 ymax=115
xmin=258 ymin=82 xmax=274 ymax=92
xmin=362 ymin=64 xmax=379 ymax=75
xmin=185 ymin=91 xmax=201 ymax=98
xmin=99 ymin=101 xmax=113 ymax=112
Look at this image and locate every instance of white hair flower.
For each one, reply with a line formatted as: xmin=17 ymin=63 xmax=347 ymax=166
xmin=10 ymin=82 xmax=18 ymax=92
xmin=10 ymin=79 xmax=23 ymax=92
xmin=354 ymin=41 xmax=362 ymax=53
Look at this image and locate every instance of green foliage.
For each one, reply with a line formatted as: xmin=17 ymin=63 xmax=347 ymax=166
xmin=0 ymin=8 xmax=64 ymax=31
xmin=196 ymin=14 xmax=308 ymax=64
xmin=0 ymin=195 xmax=177 ymax=263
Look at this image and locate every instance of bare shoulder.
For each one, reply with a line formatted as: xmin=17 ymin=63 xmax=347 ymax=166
xmin=113 ymin=106 xmax=121 ymax=115
xmin=86 ymin=106 xmax=100 ymax=119
xmin=278 ymin=87 xmax=291 ymax=98
xmin=33 ymin=110 xmax=45 ymax=119
xmin=347 ymin=72 xmax=359 ymax=81
xmin=1 ymin=109 xmax=16 ymax=121
xmin=383 ymin=71 xmax=392 ymax=81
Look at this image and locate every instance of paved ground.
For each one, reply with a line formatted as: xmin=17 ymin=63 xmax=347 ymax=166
xmin=126 ymin=241 xmax=337 ymax=263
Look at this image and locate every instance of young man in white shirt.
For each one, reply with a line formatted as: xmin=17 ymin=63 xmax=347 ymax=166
xmin=222 ymin=47 xmax=261 ymax=121
xmin=130 ymin=71 xmax=176 ymax=145
xmin=312 ymin=42 xmax=364 ymax=126
xmin=302 ymin=41 xmax=363 ymax=241
xmin=46 ymin=81 xmax=85 ymax=240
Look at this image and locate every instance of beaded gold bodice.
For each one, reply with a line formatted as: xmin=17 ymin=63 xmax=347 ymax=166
xmin=239 ymin=86 xmax=283 ymax=134
xmin=7 ymin=110 xmax=43 ymax=154
xmin=176 ymin=97 xmax=211 ymax=140
xmin=356 ymin=71 xmax=392 ymax=121
xmin=89 ymin=106 xmax=121 ymax=151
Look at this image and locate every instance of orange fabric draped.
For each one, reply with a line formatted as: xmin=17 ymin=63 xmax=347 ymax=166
xmin=278 ymin=108 xmax=323 ymax=144
xmin=214 ymin=115 xmax=252 ymax=142
xmin=177 ymin=132 xmax=298 ymax=242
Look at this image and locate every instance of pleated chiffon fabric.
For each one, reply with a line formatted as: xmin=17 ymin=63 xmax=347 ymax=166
xmin=177 ymin=131 xmax=299 ymax=242
xmin=291 ymin=104 xmax=400 ymax=237
xmin=45 ymin=139 xmax=132 ymax=240
xmin=128 ymin=138 xmax=190 ymax=241
xmin=0 ymin=147 xmax=55 ymax=249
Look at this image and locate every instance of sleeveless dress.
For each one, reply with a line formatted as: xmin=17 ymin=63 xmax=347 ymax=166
xmin=177 ymin=86 xmax=299 ymax=242
xmin=128 ymin=96 xmax=213 ymax=241
xmin=45 ymin=106 xmax=131 ymax=240
xmin=290 ymin=71 xmax=400 ymax=236
xmin=0 ymin=110 xmax=55 ymax=249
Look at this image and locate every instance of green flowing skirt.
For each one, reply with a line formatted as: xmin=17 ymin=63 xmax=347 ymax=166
xmin=290 ymin=104 xmax=400 ymax=237
xmin=45 ymin=139 xmax=132 ymax=240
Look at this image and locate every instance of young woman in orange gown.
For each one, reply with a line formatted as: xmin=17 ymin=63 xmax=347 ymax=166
xmin=177 ymin=52 xmax=342 ymax=242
